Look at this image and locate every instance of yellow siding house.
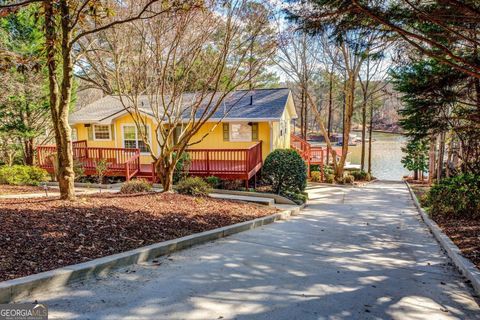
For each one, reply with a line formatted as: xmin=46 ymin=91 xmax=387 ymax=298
xmin=38 ymin=88 xmax=297 ymax=185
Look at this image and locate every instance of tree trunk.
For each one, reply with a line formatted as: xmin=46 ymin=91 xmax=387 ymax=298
xmin=446 ymin=135 xmax=453 ymax=178
xmin=360 ymin=97 xmax=367 ymax=171
xmin=336 ymin=73 xmax=355 ymax=179
xmin=360 ymin=58 xmax=370 ymax=172
xmin=368 ymin=101 xmax=373 ymax=174
xmin=300 ymin=88 xmax=305 ymax=139
xmin=155 ymin=158 xmax=175 ymax=193
xmin=45 ymin=1 xmax=76 ymax=200
xmin=23 ymin=138 xmax=34 ymax=165
xmin=303 ymin=88 xmax=308 ymax=140
xmin=305 ymin=91 xmax=338 ymax=171
xmin=428 ymin=134 xmax=436 ymax=184
xmin=437 ymin=132 xmax=445 ymax=181
xmin=326 ymin=69 xmax=333 ymax=165
xmin=413 ymin=169 xmax=418 ymax=181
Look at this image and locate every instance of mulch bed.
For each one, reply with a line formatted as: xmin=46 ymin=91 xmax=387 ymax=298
xmin=433 ymin=216 xmax=480 ymax=269
xmin=408 ymin=181 xmax=480 ymax=269
xmin=0 ymin=192 xmax=276 ymax=281
xmin=0 ymin=185 xmax=53 ymax=195
xmin=410 ymin=184 xmax=430 ymax=202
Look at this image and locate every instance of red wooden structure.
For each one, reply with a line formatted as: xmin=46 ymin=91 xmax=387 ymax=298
xmin=37 ymin=140 xmax=141 ymax=181
xmin=37 ymin=140 xmax=263 ymax=187
xmin=185 ymin=141 xmax=263 ymax=188
xmin=290 ymin=134 xmax=344 ymax=180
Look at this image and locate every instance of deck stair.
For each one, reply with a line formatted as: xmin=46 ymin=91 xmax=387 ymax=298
xmin=290 ymin=134 xmax=346 ymax=178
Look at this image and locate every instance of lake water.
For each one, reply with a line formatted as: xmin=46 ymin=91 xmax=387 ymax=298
xmin=348 ymin=132 xmax=409 ymax=180
xmin=312 ymin=131 xmax=408 ymax=181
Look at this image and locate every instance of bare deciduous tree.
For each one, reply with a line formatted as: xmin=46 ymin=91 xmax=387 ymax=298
xmin=0 ymin=0 xmax=190 ymax=199
xmin=275 ymin=28 xmax=321 ymax=139
xmin=77 ymin=0 xmax=276 ymax=191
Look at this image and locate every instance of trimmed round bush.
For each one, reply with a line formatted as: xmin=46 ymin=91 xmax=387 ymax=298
xmin=428 ymin=174 xmax=480 ymax=218
xmin=120 ymin=179 xmax=152 ymax=194
xmin=176 ymin=176 xmax=212 ymax=196
xmin=0 ymin=165 xmax=49 ymax=186
xmin=262 ymin=149 xmax=307 ymax=195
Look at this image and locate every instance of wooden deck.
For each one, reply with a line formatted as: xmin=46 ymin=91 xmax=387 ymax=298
xmin=37 ymin=141 xmax=141 ymax=181
xmin=290 ymin=134 xmax=345 ymax=179
xmin=37 ymin=141 xmax=263 ymax=187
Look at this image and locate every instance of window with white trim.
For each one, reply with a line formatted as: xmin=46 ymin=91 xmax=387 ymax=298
xmin=229 ymin=123 xmax=252 ymax=142
xmin=93 ymin=125 xmax=110 ymax=140
xmin=123 ymin=125 xmax=150 ymax=153
xmin=71 ymin=128 xmax=78 ymax=141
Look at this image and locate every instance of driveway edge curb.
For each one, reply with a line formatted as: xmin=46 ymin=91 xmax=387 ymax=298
xmin=0 ymin=205 xmax=303 ymax=303
xmin=405 ymin=181 xmax=480 ymax=296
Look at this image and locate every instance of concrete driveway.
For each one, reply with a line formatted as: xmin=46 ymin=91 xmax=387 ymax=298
xmin=30 ymin=181 xmax=479 ymax=319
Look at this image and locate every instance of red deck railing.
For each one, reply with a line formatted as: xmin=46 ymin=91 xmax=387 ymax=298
xmin=37 ymin=140 xmax=140 ymax=181
xmin=291 ymin=134 xmax=350 ymax=181
xmin=181 ymin=141 xmax=263 ymax=187
xmin=291 ymin=134 xmax=325 ymax=179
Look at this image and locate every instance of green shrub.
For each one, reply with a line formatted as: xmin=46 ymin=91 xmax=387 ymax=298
xmin=428 ymin=174 xmax=480 ymax=218
xmin=282 ymin=190 xmax=308 ymax=205
xmin=419 ymin=193 xmax=430 ymax=208
xmin=176 ymin=176 xmax=212 ymax=196
xmin=310 ymin=171 xmax=322 ymax=182
xmin=173 ymin=152 xmax=191 ymax=184
xmin=323 ymin=165 xmax=334 ymax=176
xmin=344 ymin=174 xmax=355 ymax=184
xmin=73 ymin=159 xmax=85 ymax=181
xmin=205 ymin=176 xmax=222 ymax=188
xmin=0 ymin=165 xmax=48 ymax=186
xmin=120 ymin=179 xmax=152 ymax=194
xmin=325 ymin=174 xmax=335 ymax=184
xmin=221 ymin=179 xmax=244 ymax=190
xmin=350 ymin=170 xmax=368 ymax=181
xmin=95 ymin=159 xmax=109 ymax=184
xmin=262 ymin=149 xmax=307 ymax=195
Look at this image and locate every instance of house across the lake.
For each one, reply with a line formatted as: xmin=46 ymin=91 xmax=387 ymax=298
xmin=37 ymin=88 xmax=328 ymax=186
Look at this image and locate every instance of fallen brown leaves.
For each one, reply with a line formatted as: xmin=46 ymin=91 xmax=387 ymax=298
xmin=434 ymin=216 xmax=480 ymax=269
xmin=0 ymin=185 xmax=51 ymax=195
xmin=0 ymin=192 xmax=276 ymax=281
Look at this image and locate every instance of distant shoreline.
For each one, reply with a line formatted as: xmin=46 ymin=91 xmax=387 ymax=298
xmin=351 ymin=129 xmax=403 ymax=135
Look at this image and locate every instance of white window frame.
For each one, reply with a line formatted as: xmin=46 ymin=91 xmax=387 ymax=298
xmin=121 ymin=124 xmax=152 ymax=155
xmin=71 ymin=127 xmax=78 ymax=141
xmin=93 ymin=125 xmax=111 ymax=141
xmin=229 ymin=122 xmax=252 ymax=142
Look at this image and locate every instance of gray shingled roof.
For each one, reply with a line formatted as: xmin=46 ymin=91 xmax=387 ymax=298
xmin=69 ymin=88 xmax=294 ymax=124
